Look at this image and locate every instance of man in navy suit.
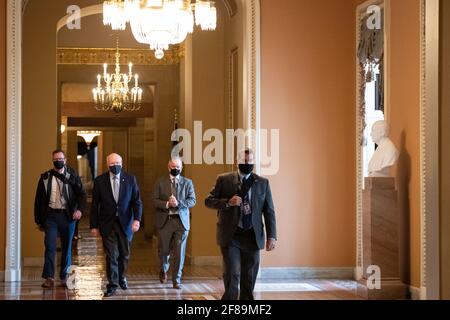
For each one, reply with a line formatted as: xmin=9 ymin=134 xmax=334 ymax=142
xmin=90 ymin=153 xmax=143 ymax=297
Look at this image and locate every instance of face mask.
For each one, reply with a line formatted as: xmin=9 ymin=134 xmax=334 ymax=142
xmin=53 ymin=161 xmax=65 ymax=170
xmin=239 ymin=164 xmax=254 ymax=175
xmin=109 ymin=165 xmax=122 ymax=175
xmin=170 ymin=169 xmax=181 ymax=177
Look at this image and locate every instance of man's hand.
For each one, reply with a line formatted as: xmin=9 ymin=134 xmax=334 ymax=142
xmin=228 ymin=195 xmax=243 ymax=207
xmin=266 ymin=239 xmax=277 ymax=252
xmin=132 ymin=220 xmax=140 ymax=233
xmin=168 ymin=195 xmax=179 ymax=208
xmin=73 ymin=210 xmax=82 ymax=221
xmin=91 ymin=228 xmax=100 ymax=238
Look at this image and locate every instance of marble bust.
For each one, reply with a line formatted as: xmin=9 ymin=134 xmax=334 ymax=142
xmin=368 ymin=121 xmax=399 ymax=178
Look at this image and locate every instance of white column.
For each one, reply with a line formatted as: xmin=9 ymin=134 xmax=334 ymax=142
xmin=5 ymin=0 xmax=22 ymax=282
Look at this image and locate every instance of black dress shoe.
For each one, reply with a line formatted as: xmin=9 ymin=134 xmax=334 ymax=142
xmin=104 ymin=288 xmax=117 ymax=298
xmin=159 ymin=270 xmax=167 ymax=284
xmin=173 ymin=283 xmax=183 ymax=290
xmin=119 ymin=278 xmax=128 ymax=290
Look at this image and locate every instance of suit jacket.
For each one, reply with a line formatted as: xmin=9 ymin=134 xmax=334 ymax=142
xmin=34 ymin=166 xmax=87 ymax=226
xmin=90 ymin=171 xmax=143 ymax=241
xmin=153 ymin=175 xmax=196 ymax=231
xmin=205 ymin=172 xmax=277 ymax=250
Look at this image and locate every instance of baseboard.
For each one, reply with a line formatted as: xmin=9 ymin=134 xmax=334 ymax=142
xmin=188 ymin=255 xmax=223 ymax=267
xmin=23 ymin=257 xmax=45 ymax=267
xmin=409 ymin=286 xmax=422 ymax=300
xmin=257 ymin=267 xmax=355 ymax=280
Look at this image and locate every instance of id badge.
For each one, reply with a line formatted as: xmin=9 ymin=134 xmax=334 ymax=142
xmin=242 ymin=202 xmax=252 ymax=216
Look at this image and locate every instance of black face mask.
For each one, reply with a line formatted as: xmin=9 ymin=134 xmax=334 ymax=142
xmin=170 ymin=169 xmax=181 ymax=177
xmin=53 ymin=161 xmax=65 ymax=170
xmin=239 ymin=164 xmax=254 ymax=175
xmin=109 ymin=165 xmax=122 ymax=175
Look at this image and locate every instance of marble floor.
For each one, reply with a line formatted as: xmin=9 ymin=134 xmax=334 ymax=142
xmin=0 ymin=220 xmax=360 ymax=300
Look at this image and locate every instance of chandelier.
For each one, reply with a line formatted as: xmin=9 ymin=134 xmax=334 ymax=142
xmin=92 ymin=38 xmax=143 ymax=113
xmin=103 ymin=0 xmax=217 ymax=59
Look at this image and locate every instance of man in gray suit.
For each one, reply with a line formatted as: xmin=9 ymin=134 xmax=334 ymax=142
xmin=205 ymin=149 xmax=277 ymax=300
xmin=153 ymin=157 xmax=196 ymax=289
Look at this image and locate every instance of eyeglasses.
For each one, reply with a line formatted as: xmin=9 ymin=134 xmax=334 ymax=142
xmin=53 ymin=158 xmax=66 ymax=161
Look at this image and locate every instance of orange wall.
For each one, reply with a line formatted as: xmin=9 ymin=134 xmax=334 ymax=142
xmin=441 ymin=0 xmax=450 ymax=299
xmin=260 ymin=0 xmax=357 ymax=267
xmin=389 ymin=0 xmax=421 ymax=288
xmin=0 ymin=0 xmax=6 ymax=272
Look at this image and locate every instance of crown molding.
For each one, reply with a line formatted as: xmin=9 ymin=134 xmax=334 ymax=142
xmin=57 ymin=46 xmax=185 ymax=66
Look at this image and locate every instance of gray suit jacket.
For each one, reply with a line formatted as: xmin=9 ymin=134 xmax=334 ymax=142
xmin=153 ymin=175 xmax=196 ymax=231
xmin=205 ymin=172 xmax=277 ymax=250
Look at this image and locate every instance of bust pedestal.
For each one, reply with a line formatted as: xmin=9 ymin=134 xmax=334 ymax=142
xmin=356 ymin=177 xmax=408 ymax=300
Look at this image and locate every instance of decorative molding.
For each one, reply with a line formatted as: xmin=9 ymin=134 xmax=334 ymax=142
xmin=241 ymin=0 xmax=261 ymax=173
xmin=57 ymin=46 xmax=185 ymax=66
xmin=223 ymin=0 xmax=238 ymax=18
xmin=257 ymin=268 xmax=355 ymax=280
xmin=409 ymin=286 xmax=422 ymax=300
xmin=5 ymin=0 xmax=22 ymax=282
xmin=419 ymin=0 xmax=440 ymax=300
xmin=355 ymin=0 xmax=388 ymax=281
xmin=21 ymin=0 xmax=28 ymax=15
xmin=249 ymin=0 xmax=257 ymax=133
xmin=419 ymin=0 xmax=426 ymax=298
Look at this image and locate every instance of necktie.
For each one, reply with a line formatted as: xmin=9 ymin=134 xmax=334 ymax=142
xmin=241 ymin=176 xmax=253 ymax=230
xmin=170 ymin=179 xmax=178 ymax=214
xmin=113 ymin=176 xmax=120 ymax=204
xmin=171 ymin=178 xmax=178 ymax=197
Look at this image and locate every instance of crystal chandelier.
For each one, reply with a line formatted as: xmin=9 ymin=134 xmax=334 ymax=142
xmin=103 ymin=0 xmax=217 ymax=59
xmin=92 ymin=38 xmax=143 ymax=113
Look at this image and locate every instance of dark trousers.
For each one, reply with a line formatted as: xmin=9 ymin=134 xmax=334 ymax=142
xmin=102 ymin=219 xmax=130 ymax=289
xmin=220 ymin=228 xmax=260 ymax=301
xmin=42 ymin=212 xmax=76 ymax=280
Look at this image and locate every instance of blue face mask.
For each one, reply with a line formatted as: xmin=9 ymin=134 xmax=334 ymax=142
xmin=109 ymin=165 xmax=122 ymax=175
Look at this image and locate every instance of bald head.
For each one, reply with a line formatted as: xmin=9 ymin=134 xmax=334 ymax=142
xmin=107 ymin=153 xmax=123 ymax=167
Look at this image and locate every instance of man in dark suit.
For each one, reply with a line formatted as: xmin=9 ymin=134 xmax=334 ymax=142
xmin=153 ymin=157 xmax=196 ymax=289
xmin=90 ymin=153 xmax=143 ymax=297
xmin=205 ymin=149 xmax=277 ymax=300
xmin=34 ymin=150 xmax=86 ymax=289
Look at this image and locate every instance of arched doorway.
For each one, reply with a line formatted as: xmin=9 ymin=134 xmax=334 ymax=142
xmin=4 ymin=0 xmax=261 ymax=282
